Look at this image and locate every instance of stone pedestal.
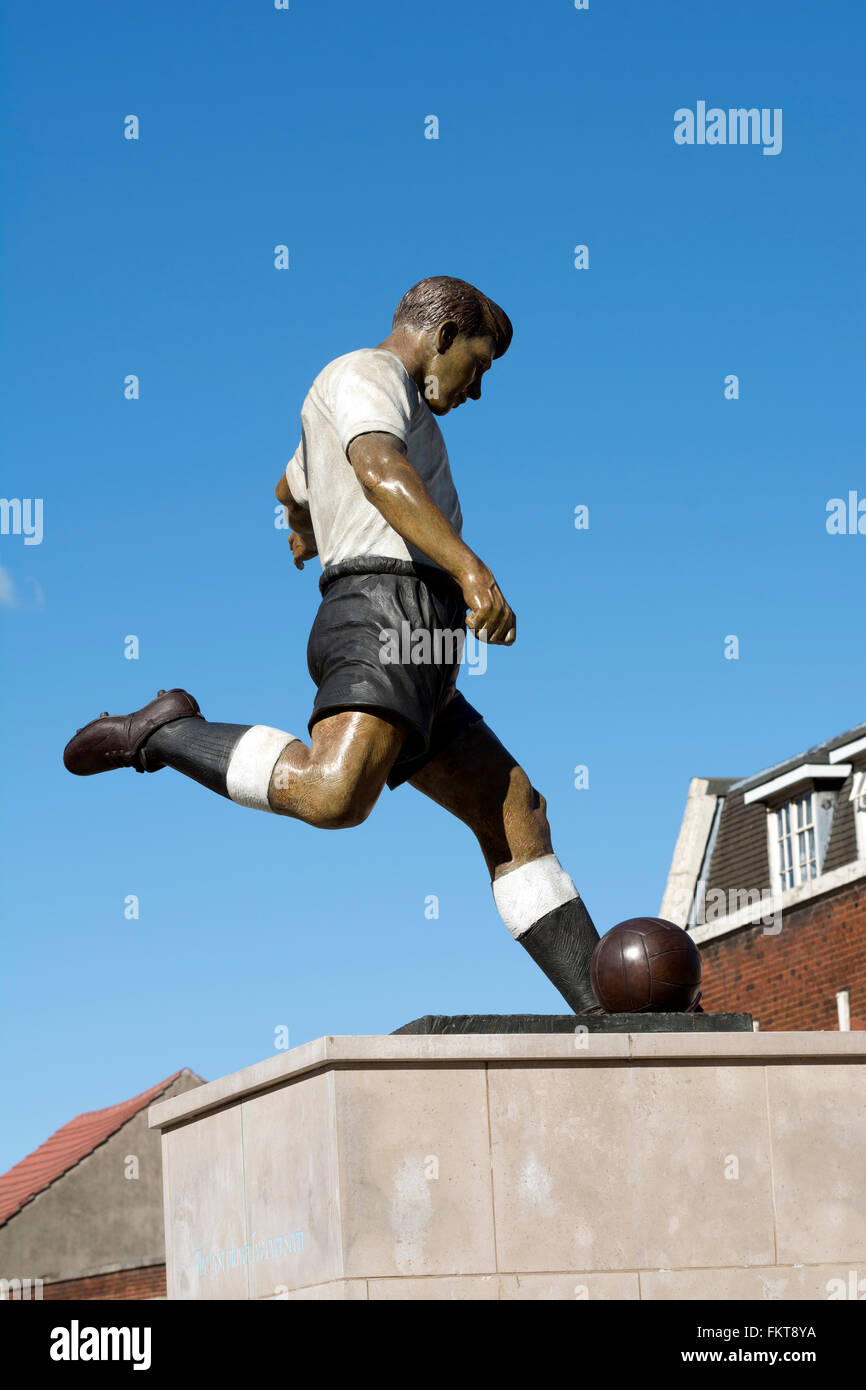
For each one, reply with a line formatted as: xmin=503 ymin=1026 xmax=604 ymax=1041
xmin=148 ymin=1032 xmax=866 ymax=1300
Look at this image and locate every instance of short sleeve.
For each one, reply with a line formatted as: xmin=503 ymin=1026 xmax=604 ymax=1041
xmin=333 ymin=353 xmax=416 ymax=454
xmin=285 ymin=445 xmax=307 ymax=505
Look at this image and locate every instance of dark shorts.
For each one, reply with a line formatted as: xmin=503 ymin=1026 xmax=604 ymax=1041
xmin=307 ymin=556 xmax=484 ymax=789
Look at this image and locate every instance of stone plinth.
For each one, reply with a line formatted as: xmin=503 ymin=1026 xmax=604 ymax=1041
xmin=148 ymin=1032 xmax=866 ymax=1301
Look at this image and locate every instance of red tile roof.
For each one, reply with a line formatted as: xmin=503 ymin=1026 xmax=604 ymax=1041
xmin=0 ymin=1071 xmax=194 ymax=1228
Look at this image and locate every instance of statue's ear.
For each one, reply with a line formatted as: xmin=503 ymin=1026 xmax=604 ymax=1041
xmin=434 ymin=319 xmax=459 ymax=353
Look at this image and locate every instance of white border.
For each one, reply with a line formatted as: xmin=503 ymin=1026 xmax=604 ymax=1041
xmin=743 ymin=763 xmax=851 ymax=805
xmin=830 ymin=735 xmax=866 ymax=763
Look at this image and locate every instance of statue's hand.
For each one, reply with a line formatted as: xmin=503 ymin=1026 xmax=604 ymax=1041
xmin=461 ymin=564 xmax=516 ymax=645
xmin=289 ymin=531 xmax=318 ymax=570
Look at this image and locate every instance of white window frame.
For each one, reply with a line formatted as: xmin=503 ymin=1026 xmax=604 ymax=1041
xmin=744 ymin=763 xmax=851 ymax=896
xmin=769 ymin=793 xmax=813 ymax=891
xmin=850 ymin=769 xmax=866 ymax=859
xmin=829 ymin=741 xmax=866 ymax=860
xmin=766 ymin=788 xmax=839 ymax=894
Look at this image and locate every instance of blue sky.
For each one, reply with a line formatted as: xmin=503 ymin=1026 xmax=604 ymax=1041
xmin=1 ymin=0 xmax=863 ymax=1171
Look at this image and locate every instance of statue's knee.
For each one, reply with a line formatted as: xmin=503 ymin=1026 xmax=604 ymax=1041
xmin=308 ymin=779 xmax=375 ymax=831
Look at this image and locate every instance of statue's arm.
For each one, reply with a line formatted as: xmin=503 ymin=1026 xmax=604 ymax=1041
xmin=347 ymin=432 xmax=515 ymax=645
xmin=275 ymin=472 xmax=317 ymax=569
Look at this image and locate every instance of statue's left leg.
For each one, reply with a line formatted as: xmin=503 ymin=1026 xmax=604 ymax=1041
xmin=407 ymin=715 xmax=601 ymax=1013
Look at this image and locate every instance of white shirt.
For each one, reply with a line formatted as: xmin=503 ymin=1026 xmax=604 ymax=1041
xmin=285 ymin=348 xmax=463 ymax=569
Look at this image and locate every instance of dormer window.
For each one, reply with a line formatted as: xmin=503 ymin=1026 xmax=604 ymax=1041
xmin=830 ymin=737 xmax=866 ymax=860
xmin=744 ymin=763 xmax=851 ymax=895
xmin=852 ymin=773 xmax=866 ymax=859
xmin=773 ymin=793 xmax=817 ymax=890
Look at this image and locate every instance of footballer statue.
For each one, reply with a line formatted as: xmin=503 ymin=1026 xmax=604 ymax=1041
xmin=63 ymin=276 xmax=607 ymax=1015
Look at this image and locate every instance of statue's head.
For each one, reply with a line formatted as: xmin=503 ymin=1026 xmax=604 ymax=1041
xmin=391 ymin=276 xmax=512 ymax=415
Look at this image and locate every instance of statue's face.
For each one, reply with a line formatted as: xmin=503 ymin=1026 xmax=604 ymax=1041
xmin=424 ymin=331 xmax=496 ymax=415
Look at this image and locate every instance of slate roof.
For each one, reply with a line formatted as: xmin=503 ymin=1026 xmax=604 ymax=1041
xmin=728 ymin=722 xmax=866 ymax=795
xmin=705 ymin=722 xmax=866 ymax=901
xmin=0 ymin=1071 xmax=195 ymax=1229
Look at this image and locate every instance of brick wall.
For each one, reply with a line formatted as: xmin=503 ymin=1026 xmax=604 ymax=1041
xmin=699 ymin=879 xmax=865 ymax=1031
xmin=2 ymin=1264 xmax=166 ymax=1300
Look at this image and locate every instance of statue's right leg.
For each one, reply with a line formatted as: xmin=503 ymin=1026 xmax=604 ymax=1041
xmin=63 ymin=688 xmax=407 ymax=829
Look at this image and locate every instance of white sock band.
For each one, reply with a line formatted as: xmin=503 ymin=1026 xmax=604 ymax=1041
xmin=492 ymin=853 xmax=578 ymax=940
xmin=226 ymin=725 xmax=298 ymax=811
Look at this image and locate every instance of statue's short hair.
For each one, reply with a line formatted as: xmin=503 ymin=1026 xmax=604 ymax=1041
xmin=392 ymin=276 xmax=513 ymax=357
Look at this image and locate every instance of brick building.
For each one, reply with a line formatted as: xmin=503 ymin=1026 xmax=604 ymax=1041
xmin=0 ymin=1069 xmax=204 ymax=1299
xmin=661 ymin=722 xmax=866 ymax=1030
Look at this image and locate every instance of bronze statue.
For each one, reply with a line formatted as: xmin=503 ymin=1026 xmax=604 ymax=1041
xmin=63 ymin=276 xmax=605 ymax=1014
